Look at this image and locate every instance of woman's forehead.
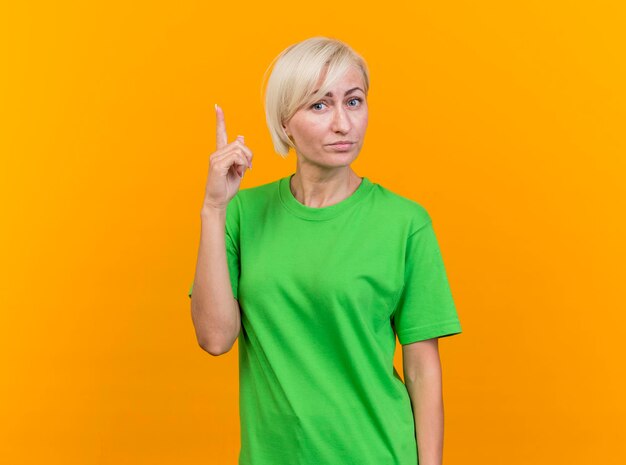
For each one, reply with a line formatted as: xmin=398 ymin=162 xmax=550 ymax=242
xmin=311 ymin=68 xmax=366 ymax=97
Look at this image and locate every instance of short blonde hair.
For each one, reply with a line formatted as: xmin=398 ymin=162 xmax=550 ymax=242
xmin=261 ymin=36 xmax=370 ymax=157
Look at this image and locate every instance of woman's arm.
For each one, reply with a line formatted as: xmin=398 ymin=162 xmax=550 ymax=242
xmin=190 ymin=206 xmax=241 ymax=356
xmin=402 ymin=338 xmax=445 ymax=465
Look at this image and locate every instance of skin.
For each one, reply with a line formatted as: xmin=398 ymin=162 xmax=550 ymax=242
xmin=403 ymin=338 xmax=446 ymax=465
xmin=284 ymin=65 xmax=447 ymax=465
xmin=282 ymin=65 xmax=368 ymax=207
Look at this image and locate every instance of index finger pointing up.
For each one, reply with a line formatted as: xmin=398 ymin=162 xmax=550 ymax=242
xmin=215 ymin=104 xmax=228 ymax=150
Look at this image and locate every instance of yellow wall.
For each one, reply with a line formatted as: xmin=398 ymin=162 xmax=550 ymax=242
xmin=1 ymin=1 xmax=624 ymax=464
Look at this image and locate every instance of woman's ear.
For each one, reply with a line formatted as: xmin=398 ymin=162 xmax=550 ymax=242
xmin=282 ymin=126 xmax=293 ymax=142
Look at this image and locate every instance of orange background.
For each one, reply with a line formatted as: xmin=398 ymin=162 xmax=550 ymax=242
xmin=1 ymin=1 xmax=625 ymax=464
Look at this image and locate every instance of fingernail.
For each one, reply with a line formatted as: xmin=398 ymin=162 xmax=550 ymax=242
xmin=237 ymin=135 xmax=244 ymax=142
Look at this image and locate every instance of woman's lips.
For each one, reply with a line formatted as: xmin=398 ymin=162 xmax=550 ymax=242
xmin=327 ymin=142 xmax=354 ymax=150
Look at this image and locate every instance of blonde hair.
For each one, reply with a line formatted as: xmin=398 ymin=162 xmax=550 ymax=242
xmin=261 ymin=36 xmax=370 ymax=157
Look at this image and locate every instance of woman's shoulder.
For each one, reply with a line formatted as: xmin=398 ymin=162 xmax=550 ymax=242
xmin=229 ymin=176 xmax=291 ymax=224
xmin=232 ymin=176 xmax=281 ymax=203
xmin=369 ymin=179 xmax=432 ymax=229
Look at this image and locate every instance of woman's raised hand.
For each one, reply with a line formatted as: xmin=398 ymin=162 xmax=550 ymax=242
xmin=203 ymin=104 xmax=253 ymax=211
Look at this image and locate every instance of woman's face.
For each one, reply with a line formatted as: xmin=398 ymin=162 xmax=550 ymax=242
xmin=282 ymin=66 xmax=368 ymax=170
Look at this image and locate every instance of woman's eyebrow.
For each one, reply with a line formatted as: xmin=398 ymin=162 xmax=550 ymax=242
xmin=312 ymin=87 xmax=365 ymax=97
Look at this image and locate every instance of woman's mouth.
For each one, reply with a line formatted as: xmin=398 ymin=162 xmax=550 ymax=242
xmin=327 ymin=142 xmax=354 ymax=151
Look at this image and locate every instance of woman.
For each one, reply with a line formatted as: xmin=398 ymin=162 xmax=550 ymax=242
xmin=188 ymin=36 xmax=462 ymax=465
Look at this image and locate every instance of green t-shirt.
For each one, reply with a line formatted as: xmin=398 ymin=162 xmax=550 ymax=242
xmin=188 ymin=173 xmax=462 ymax=465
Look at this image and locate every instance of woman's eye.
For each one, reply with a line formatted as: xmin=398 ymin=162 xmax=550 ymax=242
xmin=311 ymin=98 xmax=363 ymax=111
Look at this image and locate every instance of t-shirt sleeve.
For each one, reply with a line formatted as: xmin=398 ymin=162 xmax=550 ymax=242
xmin=188 ymin=194 xmax=241 ymax=300
xmin=392 ymin=217 xmax=462 ymax=344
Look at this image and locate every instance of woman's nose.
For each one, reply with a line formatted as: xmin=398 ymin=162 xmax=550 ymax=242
xmin=331 ymin=106 xmax=351 ymax=132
